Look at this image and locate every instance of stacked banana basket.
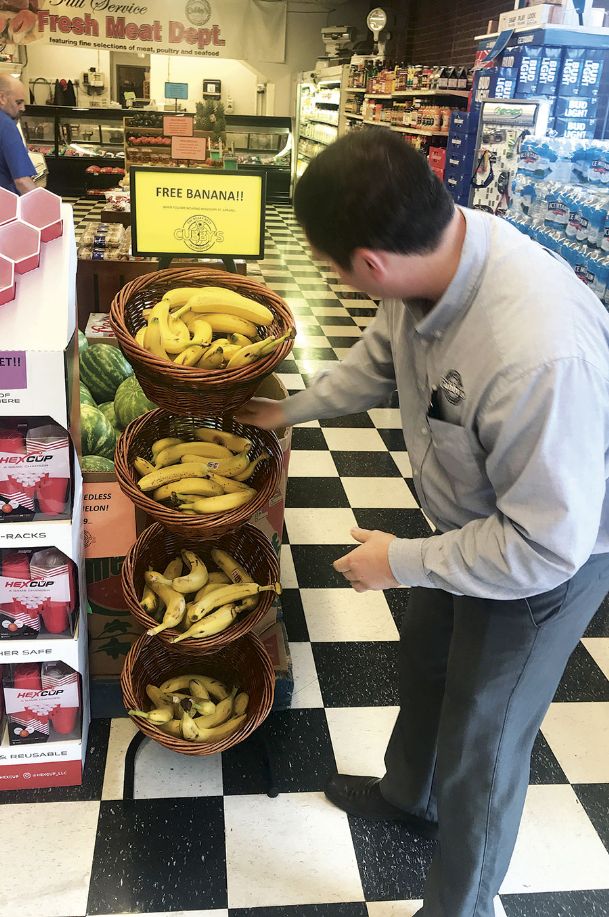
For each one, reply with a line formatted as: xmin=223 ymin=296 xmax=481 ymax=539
xmin=110 ymin=268 xmax=295 ymax=756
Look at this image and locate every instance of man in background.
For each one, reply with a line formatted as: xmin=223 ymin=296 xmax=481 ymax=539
xmin=0 ymin=74 xmax=35 ymax=194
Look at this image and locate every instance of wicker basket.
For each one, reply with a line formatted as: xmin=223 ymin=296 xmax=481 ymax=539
xmin=121 ymin=632 xmax=275 ymax=756
xmin=109 ymin=267 xmax=295 ymax=415
xmin=122 ymin=522 xmax=279 ymax=653
xmin=114 ymin=409 xmax=282 ymax=538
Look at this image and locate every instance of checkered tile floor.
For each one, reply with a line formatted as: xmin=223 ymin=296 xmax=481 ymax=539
xmin=2 ymin=204 xmax=608 ymax=917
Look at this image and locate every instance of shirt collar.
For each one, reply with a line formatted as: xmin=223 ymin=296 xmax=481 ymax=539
xmin=412 ymin=207 xmax=490 ymax=341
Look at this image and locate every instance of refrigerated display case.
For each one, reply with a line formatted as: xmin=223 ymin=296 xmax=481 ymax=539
xmin=295 ymin=66 xmax=349 ymax=179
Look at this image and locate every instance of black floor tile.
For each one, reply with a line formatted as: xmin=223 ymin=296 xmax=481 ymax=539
xmin=331 ymin=451 xmax=402 ymax=477
xmin=291 ymin=545 xmax=361 ymax=589
xmin=378 ymin=429 xmax=408 ymax=450
xmin=312 ymin=642 xmax=400 ymax=706
xmin=297 ymin=298 xmax=341 ymax=308
xmin=296 ymin=282 xmax=333 ymax=290
xmin=573 ymin=784 xmax=609 ymax=852
xmin=344 ymin=306 xmax=378 ymax=316
xmin=87 ymin=797 xmax=227 ymax=914
xmin=348 ymin=815 xmax=436 ymax=900
xmin=383 ymin=587 xmax=411 ymax=631
xmin=327 ymin=337 xmax=362 ymax=349
xmin=0 ymin=718 xmax=110 ymax=805
xmin=552 ymin=642 xmax=609 ymax=702
xmin=336 ymin=291 xmax=372 ymax=300
xmin=501 ymin=889 xmax=609 ymax=916
xmin=286 ymin=476 xmax=349 ymax=508
xmin=318 ymin=315 xmax=359 ymax=326
xmin=293 ymin=323 xmax=327 ymax=336
xmin=290 ymin=427 xmax=329 ymax=450
xmin=230 ymin=906 xmax=367 ymax=916
xmin=585 ymin=590 xmax=609 ymax=636
xmin=221 ymin=709 xmax=335 ymax=794
xmin=320 ymin=413 xmax=375 ymax=428
xmin=353 ymin=508 xmax=433 ymax=541
xmin=280 ymin=589 xmax=309 ymax=641
xmin=529 ymin=731 xmax=569 ymax=784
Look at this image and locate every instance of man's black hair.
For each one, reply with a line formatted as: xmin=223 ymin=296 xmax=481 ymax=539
xmin=293 ymin=127 xmax=455 ymax=269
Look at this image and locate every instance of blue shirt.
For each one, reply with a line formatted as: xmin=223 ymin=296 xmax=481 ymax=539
xmin=0 ymin=110 xmax=35 ymax=194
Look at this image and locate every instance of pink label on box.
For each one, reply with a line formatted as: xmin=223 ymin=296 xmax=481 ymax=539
xmin=0 ymin=352 xmax=27 ymax=390
xmin=0 ymin=571 xmax=70 ymax=604
xmin=4 ymin=681 xmax=79 ymax=716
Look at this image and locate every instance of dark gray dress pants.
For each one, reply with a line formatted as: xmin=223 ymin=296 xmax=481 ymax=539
xmin=379 ymin=552 xmax=609 ymax=917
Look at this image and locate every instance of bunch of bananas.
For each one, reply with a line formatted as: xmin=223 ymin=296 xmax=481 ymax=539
xmin=135 ymin=286 xmax=295 ymax=370
xmin=133 ymin=428 xmax=270 ymax=515
xmin=129 ymin=672 xmax=249 ymax=743
xmin=139 ymin=544 xmax=282 ymax=642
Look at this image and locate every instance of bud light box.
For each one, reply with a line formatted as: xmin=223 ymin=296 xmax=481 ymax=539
xmin=559 ymin=48 xmax=604 ymax=97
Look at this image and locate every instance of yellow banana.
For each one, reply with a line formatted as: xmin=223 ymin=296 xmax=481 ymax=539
xmin=152 ymin=477 xmax=224 ymax=502
xmin=198 ymin=345 xmax=224 ymax=370
xmin=227 ymin=331 xmax=293 ymax=370
xmin=145 ymin=685 xmax=173 ymax=709
xmin=187 ymin=581 xmax=280 ymax=624
xmin=159 ymin=719 xmax=182 ymax=738
xmin=174 ymin=345 xmax=205 ymax=367
xmin=151 ymin=437 xmax=184 ymax=460
xmin=192 ymin=699 xmax=217 ymax=717
xmin=233 ymin=452 xmax=270 ymax=482
xmin=186 ymin=288 xmax=273 ymax=326
xmin=193 ymin=691 xmax=235 ymax=728
xmin=180 ymin=708 xmax=200 ymax=741
xmin=208 ymin=472 xmax=253 ymax=495
xmin=135 ymin=326 xmax=147 ymax=347
xmin=161 ymin=288 xmax=199 ymax=308
xmin=172 ymin=549 xmax=208 ymax=594
xmin=143 ymin=318 xmax=170 ymax=362
xmin=144 ymin=572 xmax=186 ymax=635
xmin=229 ymin=332 xmax=255 ymax=348
xmin=134 ymin=457 xmax=155 ymax=478
xmin=178 ymin=489 xmax=256 ymax=515
xmin=151 ymin=300 xmax=191 ymax=355
xmin=140 ymin=565 xmax=158 ymax=614
xmin=189 ymin=680 xmax=210 ymax=701
xmin=211 ymin=547 xmax=254 ymax=584
xmin=193 ymin=578 xmax=231 ymax=604
xmin=195 ymin=713 xmax=247 ymax=742
xmin=182 ymin=450 xmax=250 ymax=478
xmin=234 ymin=692 xmax=249 ymax=716
xmin=194 ymin=428 xmax=252 ymax=453
xmin=163 ymin=557 xmax=183 ymax=580
xmin=190 ymin=312 xmax=259 ymax=339
xmin=220 ymin=344 xmax=242 ymax=364
xmin=189 ymin=318 xmax=213 ymax=347
xmin=138 ymin=462 xmax=211 ymax=492
xmin=172 ymin=603 xmax=239 ymax=643
xmin=129 ymin=707 xmax=173 ymax=725
xmin=155 ymin=442 xmax=232 ymax=468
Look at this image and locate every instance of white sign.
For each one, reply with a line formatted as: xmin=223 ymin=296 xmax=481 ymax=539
xmin=0 ymin=0 xmax=287 ymax=63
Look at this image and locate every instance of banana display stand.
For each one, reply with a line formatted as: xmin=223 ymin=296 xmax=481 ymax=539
xmin=111 ymin=266 xmax=295 ymax=799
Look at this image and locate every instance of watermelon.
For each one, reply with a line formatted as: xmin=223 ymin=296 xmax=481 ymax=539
xmin=79 ymin=343 xmax=133 ymax=403
xmin=114 ymin=374 xmax=155 ymax=429
xmin=80 ymin=403 xmax=117 ymax=460
xmin=81 ymin=455 xmax=115 ymax=472
xmin=79 ymin=381 xmax=96 ymax=407
xmin=98 ymin=401 xmax=118 ymax=430
xmin=78 ymin=329 xmax=88 ymax=351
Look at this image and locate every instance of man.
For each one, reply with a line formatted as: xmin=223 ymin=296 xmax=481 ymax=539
xmin=235 ymin=129 xmax=609 ymax=917
xmin=0 ymin=74 xmax=35 ymax=194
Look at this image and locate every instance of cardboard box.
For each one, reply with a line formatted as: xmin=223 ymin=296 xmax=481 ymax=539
xmin=260 ymin=619 xmax=294 ymax=710
xmin=85 ymin=312 xmax=116 ymax=346
xmin=498 ymin=5 xmax=560 ymax=31
xmin=0 ymin=613 xmax=90 ymax=789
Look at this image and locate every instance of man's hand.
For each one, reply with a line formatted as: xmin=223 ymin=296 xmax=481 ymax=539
xmin=233 ymin=397 xmax=287 ymax=431
xmin=333 ymin=528 xmax=400 ymax=592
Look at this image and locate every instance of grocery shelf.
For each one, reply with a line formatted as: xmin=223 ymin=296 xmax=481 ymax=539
xmin=305 ymin=118 xmax=339 ymax=128
xmin=363 ymin=119 xmax=390 ymax=127
xmin=299 ymin=136 xmax=330 ymax=147
xmin=392 ymin=89 xmax=470 ymax=98
xmin=346 ymin=113 xmax=364 ymax=120
xmin=344 ymin=87 xmax=366 ymax=93
xmin=362 ymin=120 xmax=449 ymax=137
xmin=365 ymin=93 xmax=393 ymax=99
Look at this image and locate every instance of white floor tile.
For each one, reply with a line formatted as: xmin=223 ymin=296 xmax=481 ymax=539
xmin=95 ymin=912 xmax=228 ymax=917
xmin=342 ymin=477 xmax=419 ymax=509
xmin=0 ymin=801 xmax=99 ymax=917
xmin=268 ymin=282 xmax=302 ymax=291
xmin=327 ymin=706 xmax=399 ymax=776
xmin=301 ymin=290 xmax=340 ymax=300
xmin=321 ymin=325 xmax=363 ymax=337
xmin=323 ymin=428 xmax=388 ymax=452
xmin=500 ymin=784 xmax=609 ymax=894
xmin=356 ymin=316 xmax=376 ymax=326
xmin=581 ymin=637 xmax=609 ymax=680
xmin=289 ymin=642 xmax=324 ymax=708
xmin=295 ymin=419 xmax=320 ymax=428
xmin=368 ymin=408 xmax=402 ymax=428
xmin=284 ymin=507 xmax=358 ymax=544
xmin=280 ymin=544 xmax=299 ymax=589
xmin=301 ymin=588 xmax=399 ymax=642
xmin=311 ymin=306 xmax=351 ymax=317
xmin=277 ymin=372 xmax=306 ymax=391
xmin=225 ymin=792 xmax=365 ymax=907
xmin=541 ymin=702 xmax=609 ymax=783
xmin=339 ymin=298 xmax=376 ymax=308
xmin=391 ymin=451 xmax=412 ymax=477
xmin=295 ymin=334 xmax=331 ymax=348
xmin=367 ymin=903 xmax=423 ymax=917
xmin=288 ymin=450 xmax=338 ymax=477
xmin=102 ymin=718 xmax=223 ymax=800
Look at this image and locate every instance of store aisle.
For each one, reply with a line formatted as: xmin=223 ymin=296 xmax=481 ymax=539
xmin=1 ymin=204 xmax=608 ymax=917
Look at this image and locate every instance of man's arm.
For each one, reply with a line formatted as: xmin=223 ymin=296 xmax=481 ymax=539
xmin=388 ymin=357 xmax=608 ymax=599
xmin=3 ymin=122 xmax=35 ymax=194
xmin=14 ymin=176 xmax=36 ymax=194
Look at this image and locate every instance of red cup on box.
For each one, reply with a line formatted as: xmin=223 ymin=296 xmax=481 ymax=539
xmin=1 ymin=550 xmax=30 ymax=579
xmin=36 ymin=476 xmax=69 ymax=514
xmin=0 ymin=428 xmax=25 ymax=454
xmin=50 ymin=704 xmax=79 ymax=735
xmin=13 ymin=662 xmax=42 ymax=690
xmin=40 ymin=600 xmax=70 ymax=635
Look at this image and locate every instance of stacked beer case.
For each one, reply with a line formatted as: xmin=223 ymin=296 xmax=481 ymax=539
xmin=0 ymin=204 xmax=90 ymax=791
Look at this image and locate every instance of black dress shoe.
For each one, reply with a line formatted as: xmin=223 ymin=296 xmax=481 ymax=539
xmin=324 ymin=774 xmax=439 ymax=840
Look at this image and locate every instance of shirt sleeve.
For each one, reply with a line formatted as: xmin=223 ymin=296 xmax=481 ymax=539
xmin=3 ymin=122 xmax=35 ymax=182
xmin=281 ymin=301 xmax=397 ymax=426
xmin=388 ymin=357 xmax=608 ymax=599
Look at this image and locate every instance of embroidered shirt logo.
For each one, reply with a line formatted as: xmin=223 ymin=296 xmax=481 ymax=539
xmin=441 ymin=370 xmax=465 ymax=405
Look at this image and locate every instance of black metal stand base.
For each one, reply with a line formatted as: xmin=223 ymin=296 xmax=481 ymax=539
xmin=122 ymin=718 xmax=279 ymax=800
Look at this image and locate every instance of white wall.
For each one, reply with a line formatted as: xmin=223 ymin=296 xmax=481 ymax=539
xmin=24 ymin=45 xmax=111 ymax=107
xmin=149 ymin=55 xmax=259 ymax=115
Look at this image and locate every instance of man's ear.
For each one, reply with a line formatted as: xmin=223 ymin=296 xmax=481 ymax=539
xmin=352 ymin=248 xmax=388 ymax=279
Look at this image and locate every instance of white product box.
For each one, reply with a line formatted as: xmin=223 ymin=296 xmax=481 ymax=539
xmin=85 ymin=312 xmax=116 ymax=346
xmin=499 ymin=5 xmax=561 ymax=30
xmin=0 ymin=205 xmax=77 ymax=431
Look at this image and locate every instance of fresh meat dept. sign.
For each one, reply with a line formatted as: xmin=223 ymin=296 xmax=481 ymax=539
xmin=0 ymin=0 xmax=287 ymax=62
